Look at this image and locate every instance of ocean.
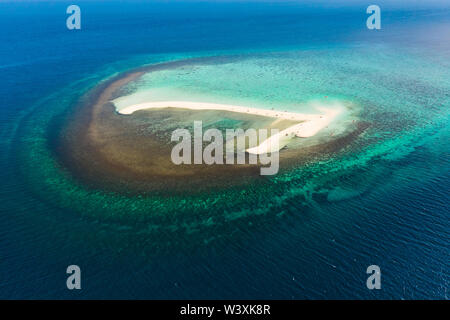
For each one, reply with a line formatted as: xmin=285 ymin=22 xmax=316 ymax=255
xmin=0 ymin=0 xmax=449 ymax=299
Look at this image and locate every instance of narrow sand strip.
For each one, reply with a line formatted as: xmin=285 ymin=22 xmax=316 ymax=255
xmin=116 ymin=101 xmax=343 ymax=154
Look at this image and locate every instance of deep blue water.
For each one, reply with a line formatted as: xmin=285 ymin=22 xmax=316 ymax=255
xmin=0 ymin=1 xmax=449 ymax=299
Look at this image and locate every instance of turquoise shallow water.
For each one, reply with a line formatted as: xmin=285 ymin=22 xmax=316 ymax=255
xmin=18 ymin=47 xmax=449 ymax=226
xmin=0 ymin=1 xmax=449 ymax=299
xmin=116 ymin=46 xmax=450 ymax=118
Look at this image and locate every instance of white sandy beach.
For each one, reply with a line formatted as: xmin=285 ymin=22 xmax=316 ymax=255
xmin=116 ymin=101 xmax=343 ymax=154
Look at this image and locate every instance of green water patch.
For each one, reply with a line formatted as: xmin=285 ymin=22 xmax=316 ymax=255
xmin=13 ymin=48 xmax=450 ymax=248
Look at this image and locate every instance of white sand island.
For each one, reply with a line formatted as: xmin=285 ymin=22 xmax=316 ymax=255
xmin=115 ymin=100 xmax=344 ymax=154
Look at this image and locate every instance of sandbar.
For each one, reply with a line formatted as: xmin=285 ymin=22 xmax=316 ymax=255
xmin=116 ymin=100 xmax=344 ymax=154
